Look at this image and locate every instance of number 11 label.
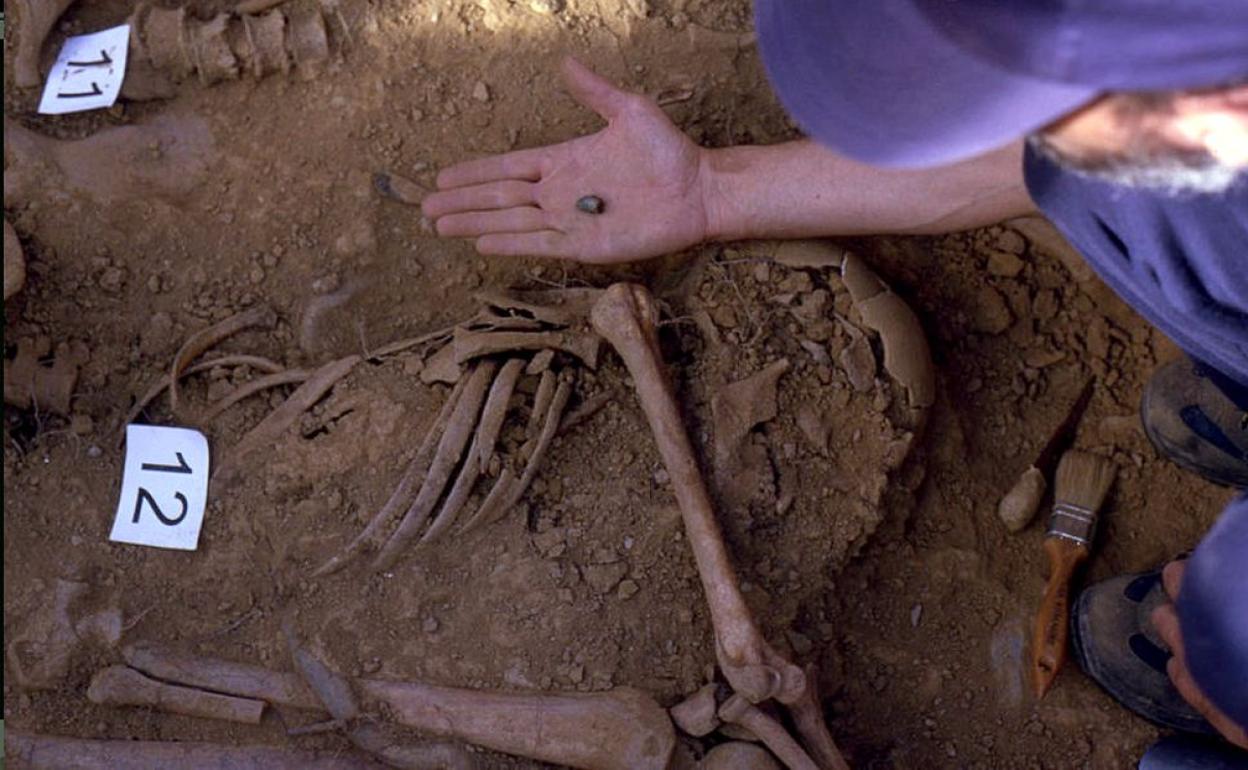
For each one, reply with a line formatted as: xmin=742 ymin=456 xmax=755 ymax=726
xmin=110 ymin=425 xmax=210 ymax=551
xmin=37 ymin=24 xmax=131 ymax=115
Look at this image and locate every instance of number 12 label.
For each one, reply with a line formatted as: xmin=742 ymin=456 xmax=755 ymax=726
xmin=110 ymin=425 xmax=210 ymax=551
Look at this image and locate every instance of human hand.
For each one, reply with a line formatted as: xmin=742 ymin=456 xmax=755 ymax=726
xmin=1152 ymin=560 xmax=1248 ymax=749
xmin=422 ymin=57 xmax=713 ymax=264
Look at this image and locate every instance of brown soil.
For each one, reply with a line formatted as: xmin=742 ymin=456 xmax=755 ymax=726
xmin=4 ymin=1 xmax=1233 ymax=768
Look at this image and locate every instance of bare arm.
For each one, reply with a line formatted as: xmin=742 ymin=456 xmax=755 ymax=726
xmin=700 ymin=138 xmax=1036 ymax=242
xmin=423 ymin=59 xmax=1037 ymax=264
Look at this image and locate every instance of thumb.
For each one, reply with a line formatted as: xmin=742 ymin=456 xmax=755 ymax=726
xmin=561 ymin=56 xmax=630 ymax=120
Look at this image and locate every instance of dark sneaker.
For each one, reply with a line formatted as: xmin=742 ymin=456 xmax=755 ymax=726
xmin=1139 ymin=735 xmax=1248 ymax=770
xmin=1141 ymin=358 xmax=1248 ymax=488
xmin=1071 ymin=569 xmax=1216 ymax=735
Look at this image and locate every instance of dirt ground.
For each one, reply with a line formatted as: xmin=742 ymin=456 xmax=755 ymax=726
xmin=3 ymin=1 xmax=1235 ymax=768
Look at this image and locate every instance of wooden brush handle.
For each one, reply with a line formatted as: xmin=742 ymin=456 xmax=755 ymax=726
xmin=1031 ymin=536 xmax=1089 ymax=698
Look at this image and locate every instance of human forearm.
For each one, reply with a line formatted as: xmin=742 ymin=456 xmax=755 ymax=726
xmin=699 ymin=138 xmax=1036 ymax=242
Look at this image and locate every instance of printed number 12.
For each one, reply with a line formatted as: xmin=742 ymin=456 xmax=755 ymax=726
xmin=132 ymin=451 xmax=192 ymax=525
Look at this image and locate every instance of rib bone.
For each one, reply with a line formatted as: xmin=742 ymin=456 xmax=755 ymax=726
xmin=421 ymin=358 xmax=524 ymax=543
xmin=372 ymin=361 xmax=497 ymax=570
xmin=313 ymin=376 xmax=469 ymax=576
xmin=590 ymin=283 xmax=804 ymax=705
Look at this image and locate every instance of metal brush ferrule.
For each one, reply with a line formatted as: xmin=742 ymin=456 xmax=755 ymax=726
xmin=1047 ymin=502 xmax=1097 ymax=546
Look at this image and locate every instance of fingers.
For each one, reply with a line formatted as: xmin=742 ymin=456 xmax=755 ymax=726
xmin=1151 ymin=603 xmax=1185 ymax=659
xmin=476 ymin=231 xmax=575 ymax=260
xmin=1162 ymin=560 xmax=1187 ymax=599
xmin=435 ymin=207 xmax=549 ymax=238
xmin=561 ymin=56 xmax=632 ymax=120
xmin=422 ymin=180 xmax=536 ymax=219
xmin=436 ymin=147 xmax=546 ymax=189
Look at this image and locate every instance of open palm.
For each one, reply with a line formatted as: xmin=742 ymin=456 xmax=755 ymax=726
xmin=422 ymin=58 xmax=711 ymax=264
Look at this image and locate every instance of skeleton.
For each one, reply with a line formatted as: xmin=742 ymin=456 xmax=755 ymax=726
xmin=315 ymin=289 xmax=602 ymax=575
xmin=27 ymin=252 xmax=937 ymax=768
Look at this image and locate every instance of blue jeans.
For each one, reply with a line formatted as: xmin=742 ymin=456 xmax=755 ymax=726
xmin=1177 ymin=495 xmax=1248 ymax=732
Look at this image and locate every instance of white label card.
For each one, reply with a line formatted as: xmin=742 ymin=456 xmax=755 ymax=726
xmin=38 ymin=24 xmax=131 ymax=115
xmin=110 ymin=425 xmax=210 ymax=551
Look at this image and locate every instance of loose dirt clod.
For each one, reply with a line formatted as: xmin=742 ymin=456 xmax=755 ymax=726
xmin=87 ymin=665 xmax=266 ymax=724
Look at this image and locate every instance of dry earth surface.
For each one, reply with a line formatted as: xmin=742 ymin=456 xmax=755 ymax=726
xmin=3 ymin=0 xmax=1234 ymax=768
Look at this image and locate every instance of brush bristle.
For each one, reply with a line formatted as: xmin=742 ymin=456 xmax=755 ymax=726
xmin=1054 ymin=450 xmax=1116 ymax=512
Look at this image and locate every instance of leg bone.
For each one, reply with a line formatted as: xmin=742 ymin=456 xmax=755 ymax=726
xmin=589 ymin=283 xmax=803 ymax=705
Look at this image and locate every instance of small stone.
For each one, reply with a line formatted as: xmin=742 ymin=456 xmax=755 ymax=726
xmin=987 ymin=250 xmax=1025 ymax=278
xmin=527 ymin=0 xmax=564 ymax=13
xmin=422 ymin=616 xmax=440 ymax=633
xmin=910 ymin=603 xmax=923 ymax=627
xmin=472 ymin=81 xmax=490 ymax=102
xmin=616 ymin=579 xmax=640 ymax=600
xmin=971 ymin=286 xmax=1013 ymax=334
xmin=248 ymin=266 xmax=265 ymax=285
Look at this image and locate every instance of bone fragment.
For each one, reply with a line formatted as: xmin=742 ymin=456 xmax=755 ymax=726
xmin=718 ymin=694 xmax=818 ymax=770
xmin=422 ymin=359 xmax=525 ymax=543
xmin=203 ymin=368 xmax=311 ymax=421
xmin=590 ymin=283 xmax=804 ymax=705
xmin=122 ymin=354 xmax=284 ymax=434
xmin=527 ymin=348 xmax=556 ymax=374
xmin=88 ymin=665 xmax=265 ymax=724
xmin=314 ymin=376 xmax=468 ymax=576
xmin=216 ymin=354 xmax=360 ymax=482
xmin=5 ymin=220 xmax=26 ymax=300
xmin=373 ymin=361 xmax=498 ymax=570
xmin=4 ymin=338 xmax=83 ymax=416
xmin=4 ymin=731 xmax=389 ymax=769
xmin=420 ymin=342 xmax=462 ymax=384
xmin=236 ymin=0 xmax=288 ymax=14
xmin=373 ymin=172 xmax=427 ymax=206
xmin=472 ymin=289 xmax=579 ymax=327
xmin=12 ymin=0 xmax=76 ymax=88
xmin=771 ymin=241 xmax=847 ymax=270
xmin=702 ymin=742 xmax=783 ymax=770
xmin=6 ymin=579 xmax=87 ymax=689
xmin=284 ymin=623 xmax=477 ymax=769
xmin=839 ymin=252 xmax=934 ymax=409
xmin=670 ymin=683 xmax=720 ymax=737
xmin=169 ymin=305 xmax=277 ymax=419
xmin=367 ymin=323 xmax=458 ymax=362
xmin=527 ymin=369 xmax=557 ymax=439
xmin=459 ymin=376 xmax=572 ymax=534
xmin=787 ymin=664 xmax=851 ymax=770
xmin=453 ymin=328 xmax=601 ymax=369
xmin=5 ymin=114 xmax=217 ymax=208
xmin=558 ymin=390 xmax=613 ymax=434
xmin=122 ymin=643 xmax=676 ymax=770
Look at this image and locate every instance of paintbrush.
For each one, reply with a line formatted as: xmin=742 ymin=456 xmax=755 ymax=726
xmin=998 ymin=378 xmax=1095 ymax=533
xmin=1031 ymin=449 xmax=1116 ymax=698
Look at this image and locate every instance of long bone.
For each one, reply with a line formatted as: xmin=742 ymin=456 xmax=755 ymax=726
xmin=121 ymin=643 xmax=676 ymax=770
xmin=589 ymin=284 xmax=804 ymax=706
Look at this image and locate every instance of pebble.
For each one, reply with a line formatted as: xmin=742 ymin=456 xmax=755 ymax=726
xmin=472 ymin=81 xmax=490 ymax=102
xmin=910 ymin=603 xmax=923 ymax=627
xmin=986 ymin=250 xmax=1024 ymax=278
xmin=616 ymin=579 xmax=640 ymax=600
xmin=971 ymin=286 xmax=1013 ymax=334
xmin=422 ymin=616 xmax=440 ymax=633
xmin=527 ymin=0 xmax=564 ymax=13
